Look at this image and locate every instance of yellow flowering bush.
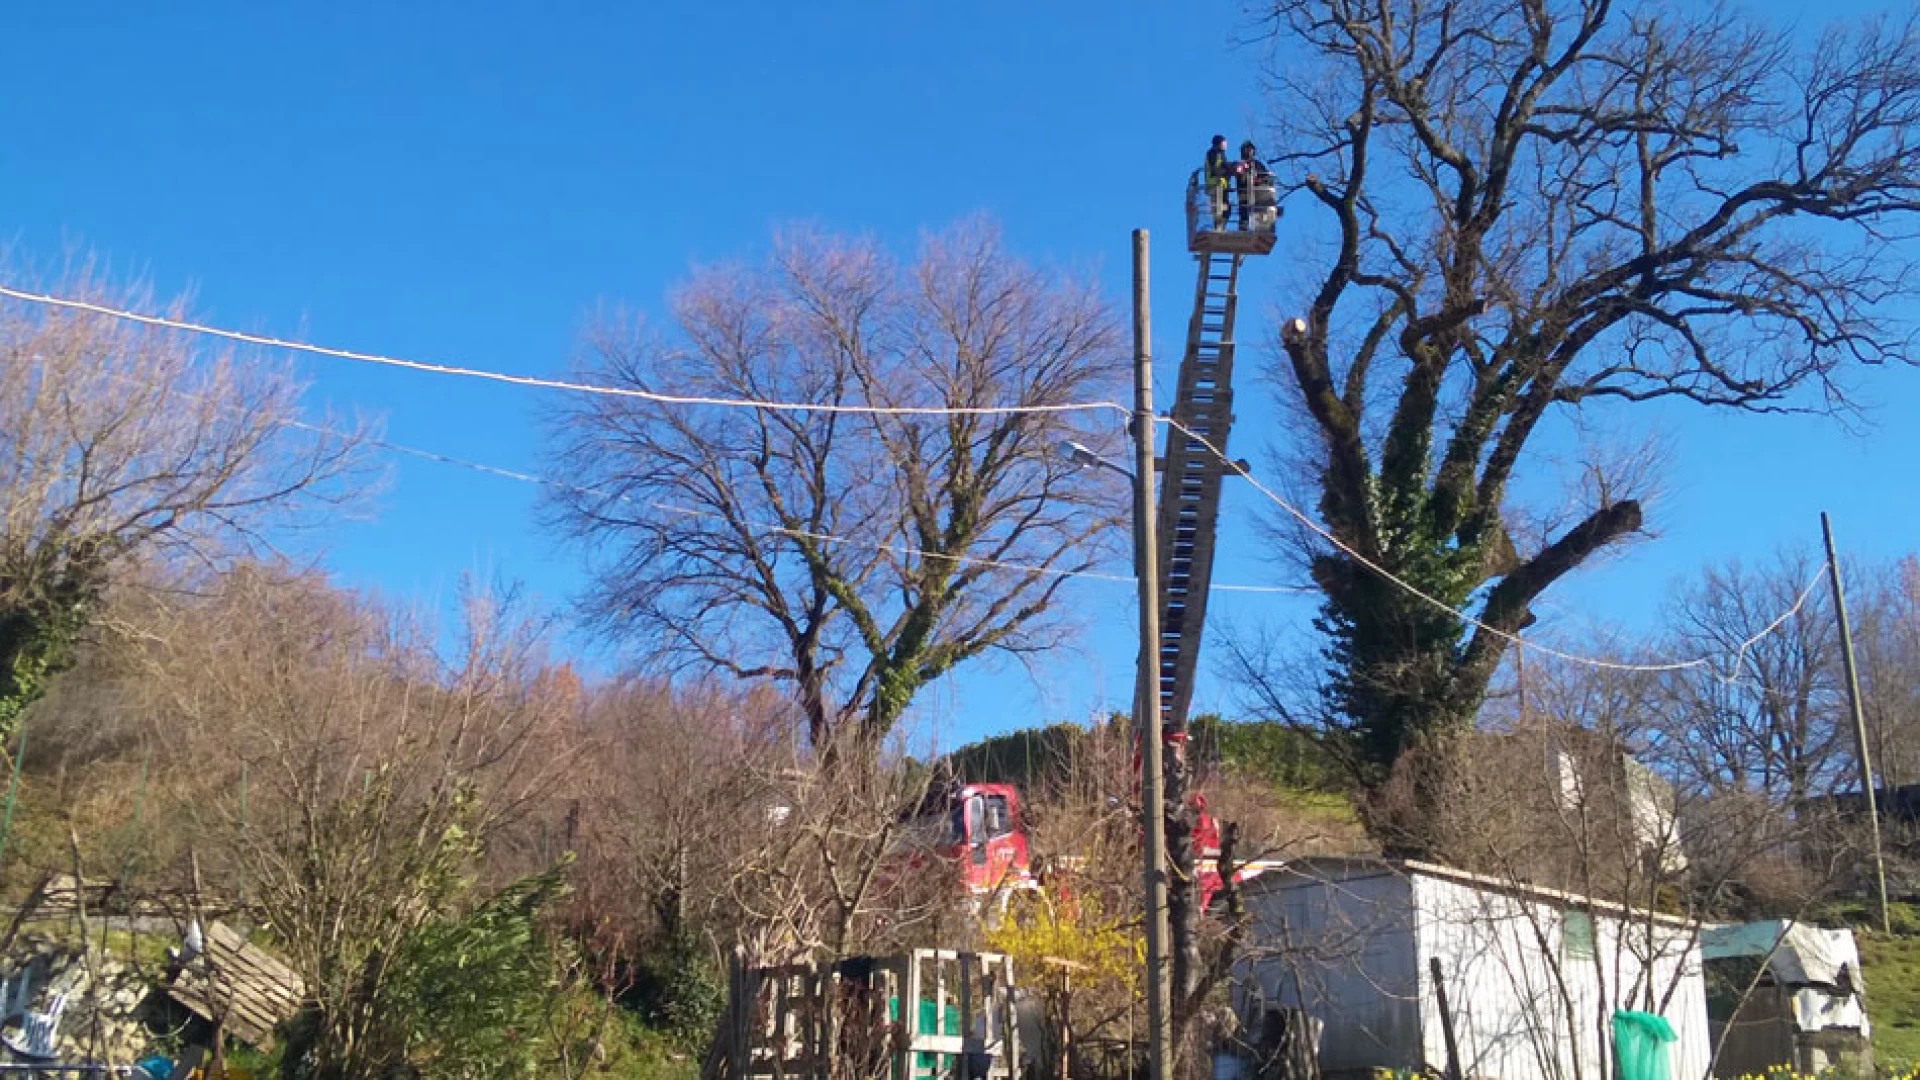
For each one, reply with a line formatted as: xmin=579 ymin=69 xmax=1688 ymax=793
xmin=1721 ymin=1067 xmax=1919 ymax=1080
xmin=982 ymin=890 xmax=1144 ymax=1073
xmin=983 ymin=890 xmax=1142 ymax=997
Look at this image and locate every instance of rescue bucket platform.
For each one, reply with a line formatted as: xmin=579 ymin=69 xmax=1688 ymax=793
xmin=1186 ymin=169 xmax=1279 ymax=255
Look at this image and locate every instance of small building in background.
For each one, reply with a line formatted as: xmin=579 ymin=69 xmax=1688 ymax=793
xmin=1702 ymin=920 xmax=1872 ymax=1078
xmin=1466 ymin=724 xmax=1687 ymax=887
xmin=1235 ymin=857 xmax=1711 ymax=1080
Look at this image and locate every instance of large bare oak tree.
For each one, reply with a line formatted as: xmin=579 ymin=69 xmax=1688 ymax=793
xmin=549 ymin=222 xmax=1126 ymax=746
xmin=1238 ymin=0 xmax=1920 ymax=837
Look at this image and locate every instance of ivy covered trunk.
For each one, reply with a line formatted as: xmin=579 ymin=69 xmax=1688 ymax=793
xmin=0 ymin=576 xmax=99 ymax=746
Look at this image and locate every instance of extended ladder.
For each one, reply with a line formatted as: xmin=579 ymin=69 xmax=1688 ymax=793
xmin=1154 ymin=249 xmax=1244 ymax=728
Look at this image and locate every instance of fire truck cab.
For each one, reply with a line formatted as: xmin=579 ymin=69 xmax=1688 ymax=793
xmin=904 ymin=777 xmax=1268 ymax=912
xmin=933 ymin=782 xmax=1036 ymax=895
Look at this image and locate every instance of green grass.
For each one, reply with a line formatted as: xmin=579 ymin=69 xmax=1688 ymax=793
xmin=1857 ymin=914 xmax=1920 ymax=1074
xmin=1279 ymin=788 xmax=1360 ymax=823
xmin=588 ymin=1010 xmax=702 ymax=1080
xmin=5 ymin=918 xmax=178 ymax=968
xmin=97 ymin=928 xmax=174 ymax=968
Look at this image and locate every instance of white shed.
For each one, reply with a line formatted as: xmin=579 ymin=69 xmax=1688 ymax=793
xmin=1236 ymin=857 xmax=1711 ymax=1080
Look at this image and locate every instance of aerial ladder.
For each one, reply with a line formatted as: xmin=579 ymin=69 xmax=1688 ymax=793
xmin=1155 ymin=166 xmax=1277 ymax=907
xmin=898 ymin=167 xmax=1281 ymax=916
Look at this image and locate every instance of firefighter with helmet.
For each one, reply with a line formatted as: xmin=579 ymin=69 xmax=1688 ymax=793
xmin=1236 ymin=139 xmax=1274 ymax=230
xmin=1205 ymin=134 xmax=1232 ymax=229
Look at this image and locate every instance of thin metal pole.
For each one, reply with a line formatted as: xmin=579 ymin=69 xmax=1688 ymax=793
xmin=1131 ymin=228 xmax=1172 ymax=1080
xmin=1822 ymin=511 xmax=1891 ymax=935
xmin=238 ymin=760 xmax=250 ymax=905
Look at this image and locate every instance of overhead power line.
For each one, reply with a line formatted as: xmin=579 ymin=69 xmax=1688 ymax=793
xmin=351 ymin=416 xmax=1826 ymax=690
xmin=0 ymin=284 xmax=1132 ymax=420
xmin=4 ymin=283 xmax=1812 ymax=673
xmin=1160 ymin=416 xmax=1825 ymax=681
xmin=331 ymin=426 xmax=1317 ymax=595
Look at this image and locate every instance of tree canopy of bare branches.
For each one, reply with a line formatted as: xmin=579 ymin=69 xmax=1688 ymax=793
xmin=1244 ymin=0 xmax=1920 ymax=820
xmin=130 ymin=567 xmax=584 ymax=1079
xmin=548 ymin=221 xmax=1126 ymax=746
xmin=1644 ymin=550 xmax=1847 ymax=807
xmin=0 ymin=273 xmax=366 ymax=740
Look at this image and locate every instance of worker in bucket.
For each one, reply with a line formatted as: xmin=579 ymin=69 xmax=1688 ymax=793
xmin=1236 ymin=139 xmax=1274 ymax=230
xmin=1205 ymin=134 xmax=1232 ymax=230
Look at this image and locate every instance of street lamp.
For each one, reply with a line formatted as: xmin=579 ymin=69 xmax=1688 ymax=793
xmin=1057 ymin=440 xmax=1134 ymax=480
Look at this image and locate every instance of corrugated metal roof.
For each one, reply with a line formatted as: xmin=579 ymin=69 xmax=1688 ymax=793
xmin=1241 ymin=856 xmax=1700 ymax=928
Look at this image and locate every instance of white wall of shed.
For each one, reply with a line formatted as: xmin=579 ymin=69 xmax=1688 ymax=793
xmin=1238 ymin=869 xmax=1425 ymax=1073
xmin=1411 ymin=874 xmax=1712 ymax=1080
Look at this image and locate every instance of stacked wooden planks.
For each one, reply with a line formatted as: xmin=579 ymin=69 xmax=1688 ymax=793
xmin=166 ymin=922 xmax=304 ymax=1049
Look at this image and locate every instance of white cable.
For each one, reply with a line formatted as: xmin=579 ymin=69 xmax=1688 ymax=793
xmin=1160 ymin=416 xmax=1816 ymax=678
xmin=88 ymin=362 xmax=1294 ymax=596
xmin=1718 ymin=566 xmax=1826 ymax=681
xmin=331 ymin=427 xmax=1310 ymax=593
xmin=363 ymin=409 xmax=1820 ymax=701
xmin=343 ymin=429 xmax=1131 ymax=582
xmin=0 ymin=284 xmax=1132 ymax=420
xmin=387 ymin=414 xmax=1799 ymax=688
xmin=16 ymin=295 xmax=1800 ymax=677
xmin=644 ymin=502 xmax=1136 ymax=584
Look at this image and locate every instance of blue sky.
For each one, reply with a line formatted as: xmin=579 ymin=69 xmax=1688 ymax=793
xmin=6 ymin=1 xmax=1917 ymax=749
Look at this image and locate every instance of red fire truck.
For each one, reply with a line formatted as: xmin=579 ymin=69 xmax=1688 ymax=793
xmin=903 ymin=777 xmax=1271 ymax=912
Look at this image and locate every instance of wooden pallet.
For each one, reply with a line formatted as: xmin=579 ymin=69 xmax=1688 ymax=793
xmin=166 ymin=922 xmax=304 ymax=1049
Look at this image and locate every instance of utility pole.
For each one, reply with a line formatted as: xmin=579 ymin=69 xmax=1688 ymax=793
xmin=1131 ymin=229 xmax=1173 ymax=1080
xmin=1822 ymin=511 xmax=1892 ymax=935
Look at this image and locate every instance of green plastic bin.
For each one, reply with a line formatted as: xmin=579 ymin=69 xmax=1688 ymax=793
xmin=888 ymin=995 xmax=963 ymax=1077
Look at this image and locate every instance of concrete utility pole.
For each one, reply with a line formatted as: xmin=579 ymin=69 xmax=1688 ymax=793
xmin=1130 ymin=229 xmax=1173 ymax=1080
xmin=1822 ymin=511 xmax=1892 ymax=935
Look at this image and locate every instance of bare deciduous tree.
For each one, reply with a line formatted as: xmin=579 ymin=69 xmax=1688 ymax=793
xmin=557 ymin=676 xmax=789 ymax=1013
xmin=1853 ymin=554 xmax=1920 ymax=791
xmin=128 ymin=568 xmax=582 ymax=1079
xmin=549 ymin=221 xmax=1126 ymax=746
xmin=1243 ymin=0 xmax=1920 ymax=846
xmin=1644 ymin=550 xmax=1847 ymax=807
xmin=726 ymin=730 xmax=954 ymax=965
xmin=0 ymin=273 xmax=367 ymax=738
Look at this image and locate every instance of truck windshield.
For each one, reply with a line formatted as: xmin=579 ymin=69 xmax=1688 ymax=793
xmin=896 ymin=805 xmax=964 ymax=850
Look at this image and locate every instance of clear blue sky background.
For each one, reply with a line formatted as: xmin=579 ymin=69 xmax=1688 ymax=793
xmin=5 ymin=1 xmax=1916 ymax=750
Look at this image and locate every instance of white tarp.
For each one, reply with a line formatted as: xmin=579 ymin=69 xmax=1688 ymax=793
xmin=1793 ymin=987 xmax=1869 ymax=1033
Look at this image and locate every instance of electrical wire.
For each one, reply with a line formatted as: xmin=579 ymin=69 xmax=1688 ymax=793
xmin=2 ymin=285 xmax=1808 ymax=669
xmin=0 ymin=284 xmax=1132 ymax=420
xmin=1160 ymin=415 xmax=1825 ymax=681
xmin=349 ymin=417 xmax=1827 ymax=693
xmin=325 ymin=426 xmax=1313 ymax=594
xmin=79 ymin=362 xmax=1301 ymax=597
xmin=1721 ymin=565 xmax=1827 ymax=680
